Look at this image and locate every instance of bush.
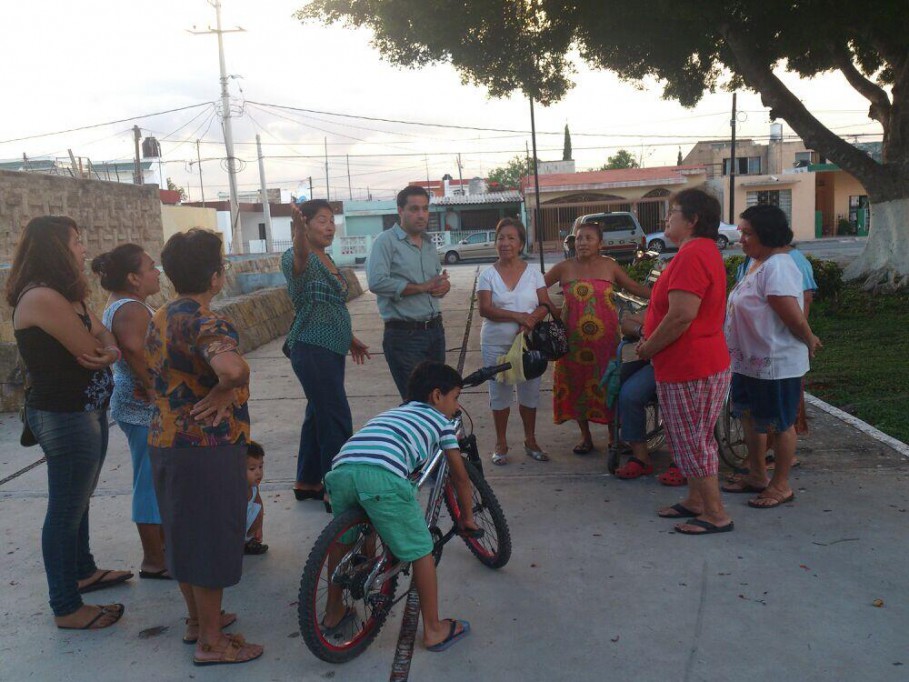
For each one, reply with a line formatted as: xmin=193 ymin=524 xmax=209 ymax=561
xmin=723 ymin=253 xmax=843 ymax=304
xmin=625 ymin=258 xmax=654 ymax=286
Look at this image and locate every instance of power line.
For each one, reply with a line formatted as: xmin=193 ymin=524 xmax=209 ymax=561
xmin=0 ymin=102 xmax=215 ymax=145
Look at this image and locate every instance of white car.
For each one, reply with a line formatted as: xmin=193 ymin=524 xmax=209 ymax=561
xmin=646 ymin=222 xmax=740 ymax=253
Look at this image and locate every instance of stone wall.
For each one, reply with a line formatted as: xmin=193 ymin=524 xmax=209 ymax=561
xmin=0 ymin=169 xmax=165 ymax=264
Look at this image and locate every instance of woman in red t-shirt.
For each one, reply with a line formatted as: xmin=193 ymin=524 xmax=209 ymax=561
xmin=636 ymin=189 xmax=733 ymax=535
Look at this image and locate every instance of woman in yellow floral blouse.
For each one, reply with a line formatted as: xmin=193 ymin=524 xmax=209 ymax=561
xmin=544 ymin=222 xmax=651 ymax=454
xmin=145 ymin=229 xmax=263 ymax=666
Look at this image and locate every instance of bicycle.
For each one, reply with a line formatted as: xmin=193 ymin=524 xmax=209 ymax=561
xmin=715 ymin=389 xmax=749 ymax=470
xmin=297 ymin=363 xmax=513 ymax=664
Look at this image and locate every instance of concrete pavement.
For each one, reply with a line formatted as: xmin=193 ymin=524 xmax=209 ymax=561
xmin=1 ymin=264 xmax=908 ymax=681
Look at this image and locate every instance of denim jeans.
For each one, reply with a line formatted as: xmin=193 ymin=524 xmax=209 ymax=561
xmin=618 ymin=363 xmax=657 ymax=442
xmin=382 ymin=325 xmax=446 ymax=400
xmin=27 ymin=407 xmax=109 ymax=617
xmin=118 ymin=422 xmax=161 ymax=525
xmin=290 ymin=343 xmax=353 ymax=486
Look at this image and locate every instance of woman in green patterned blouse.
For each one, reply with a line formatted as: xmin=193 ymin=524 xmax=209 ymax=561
xmin=282 ymin=200 xmax=370 ymax=509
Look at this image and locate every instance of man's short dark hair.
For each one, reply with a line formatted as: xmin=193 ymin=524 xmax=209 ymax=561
xmin=161 ymin=228 xmax=223 ymax=295
xmin=740 ymin=204 xmax=793 ymax=247
xmin=247 ymin=441 xmax=265 ymax=460
xmin=672 ymin=188 xmax=721 ymax=239
xmin=396 ymin=185 xmax=431 ymax=209
xmin=406 ymin=361 xmax=463 ymax=403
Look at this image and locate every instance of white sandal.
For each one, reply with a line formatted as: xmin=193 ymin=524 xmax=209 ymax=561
xmin=491 ymin=451 xmax=508 ymax=466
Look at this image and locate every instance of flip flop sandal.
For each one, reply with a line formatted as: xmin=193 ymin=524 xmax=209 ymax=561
xmin=78 ymin=570 xmax=134 ymax=594
xmin=657 ymin=464 xmax=687 ymax=487
xmin=658 ymin=503 xmax=699 ymax=518
xmin=675 ymin=519 xmax=735 ymax=535
xmin=457 ymin=526 xmax=486 ymax=539
xmin=192 ymin=633 xmax=263 ymax=666
xmin=747 ymin=492 xmax=796 ymax=509
xmin=721 ymin=481 xmax=767 ymax=494
xmin=427 ymin=619 xmax=471 ymax=652
xmin=184 ymin=610 xmax=238 ymax=644
xmin=615 ymin=456 xmax=654 ymax=479
xmin=572 ymin=442 xmax=594 ymax=455
xmin=57 ymin=603 xmax=125 ymax=630
xmin=320 ymin=607 xmax=357 ymax=639
xmin=244 ymin=539 xmax=269 ymax=555
xmin=524 ymin=444 xmax=550 ymax=462
xmin=491 ymin=452 xmax=508 ymax=466
xmin=138 ymin=569 xmax=172 ymax=580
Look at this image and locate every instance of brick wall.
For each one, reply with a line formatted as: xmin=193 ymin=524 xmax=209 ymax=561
xmin=0 ymin=169 xmax=165 ymax=264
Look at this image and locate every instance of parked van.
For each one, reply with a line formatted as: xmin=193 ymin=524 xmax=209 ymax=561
xmin=562 ymin=212 xmax=647 ymax=263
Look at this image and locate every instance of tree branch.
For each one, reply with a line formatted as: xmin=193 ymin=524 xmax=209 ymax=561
xmin=721 ymin=26 xmax=883 ymax=190
xmin=833 ymin=48 xmax=891 ymax=124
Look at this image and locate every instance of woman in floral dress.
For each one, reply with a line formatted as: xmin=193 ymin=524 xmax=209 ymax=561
xmin=545 ymin=222 xmax=651 ymax=453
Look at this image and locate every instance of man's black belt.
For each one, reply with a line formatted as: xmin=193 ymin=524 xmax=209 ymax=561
xmin=384 ymin=316 xmax=443 ymax=330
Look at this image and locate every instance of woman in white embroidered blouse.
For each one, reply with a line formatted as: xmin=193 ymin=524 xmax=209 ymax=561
xmin=723 ymin=205 xmax=821 ymax=510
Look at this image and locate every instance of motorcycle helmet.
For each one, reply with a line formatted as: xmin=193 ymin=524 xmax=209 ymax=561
xmin=522 ymin=349 xmax=548 ymax=381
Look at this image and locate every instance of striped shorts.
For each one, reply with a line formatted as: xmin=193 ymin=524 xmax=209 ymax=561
xmin=656 ymin=368 xmax=731 ymax=479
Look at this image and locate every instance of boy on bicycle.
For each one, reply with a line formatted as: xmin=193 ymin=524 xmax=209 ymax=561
xmin=323 ymin=361 xmax=480 ymax=652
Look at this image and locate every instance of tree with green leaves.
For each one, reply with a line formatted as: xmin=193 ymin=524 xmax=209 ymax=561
xmin=299 ymin=1 xmax=909 ymax=290
xmin=562 ymin=124 xmax=572 ymax=161
xmin=487 ymin=155 xmax=535 ymax=190
xmin=166 ymin=177 xmax=186 ymax=200
xmin=597 ymin=149 xmax=639 ymax=171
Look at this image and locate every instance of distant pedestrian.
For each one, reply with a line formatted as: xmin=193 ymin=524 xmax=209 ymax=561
xmin=7 ymin=215 xmax=129 ymax=630
xmin=94 ymin=244 xmax=169 ymax=580
xmin=283 ymin=200 xmax=369 ymax=509
xmin=367 ymin=186 xmax=450 ymax=399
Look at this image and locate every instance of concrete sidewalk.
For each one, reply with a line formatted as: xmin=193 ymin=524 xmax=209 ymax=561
xmin=1 ymin=264 xmax=908 ymax=681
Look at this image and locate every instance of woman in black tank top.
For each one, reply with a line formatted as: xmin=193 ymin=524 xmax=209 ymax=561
xmin=6 ymin=216 xmax=130 ymax=630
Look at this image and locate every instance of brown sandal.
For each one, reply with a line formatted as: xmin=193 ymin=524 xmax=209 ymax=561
xmin=193 ymin=633 xmax=263 ymax=666
xmin=56 ymin=603 xmax=125 ymax=630
xmin=183 ymin=610 xmax=238 ymax=644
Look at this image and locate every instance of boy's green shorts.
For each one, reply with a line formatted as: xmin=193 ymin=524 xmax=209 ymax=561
xmin=325 ymin=463 xmax=433 ymax=563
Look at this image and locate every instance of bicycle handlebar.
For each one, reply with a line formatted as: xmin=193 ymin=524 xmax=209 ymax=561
xmin=461 ymin=363 xmax=512 ymax=388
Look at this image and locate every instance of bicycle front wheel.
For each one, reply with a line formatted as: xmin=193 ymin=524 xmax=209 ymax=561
xmin=716 ymin=393 xmax=748 ymax=470
xmin=298 ymin=508 xmax=399 ymax=664
xmin=444 ymin=462 xmax=512 ymax=569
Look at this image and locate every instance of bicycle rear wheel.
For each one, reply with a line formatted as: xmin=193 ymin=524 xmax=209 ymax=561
xmin=444 ymin=461 xmax=511 ymax=569
xmin=716 ymin=393 xmax=748 ymax=470
xmin=298 ymin=508 xmax=399 ymax=664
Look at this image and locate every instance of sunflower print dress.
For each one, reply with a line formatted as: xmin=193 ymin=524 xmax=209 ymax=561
xmin=553 ymin=279 xmax=619 ymax=424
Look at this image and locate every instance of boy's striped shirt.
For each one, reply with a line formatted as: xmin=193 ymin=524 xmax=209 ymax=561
xmin=333 ymin=402 xmax=459 ymax=478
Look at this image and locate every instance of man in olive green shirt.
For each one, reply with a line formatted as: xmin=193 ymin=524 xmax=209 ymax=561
xmin=367 ymin=186 xmax=450 ymax=399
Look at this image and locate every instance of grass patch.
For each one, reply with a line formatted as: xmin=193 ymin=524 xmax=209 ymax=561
xmin=808 ymin=285 xmax=909 ymax=444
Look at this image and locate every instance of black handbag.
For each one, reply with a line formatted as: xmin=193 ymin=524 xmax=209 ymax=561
xmin=527 ymin=304 xmax=569 ymax=360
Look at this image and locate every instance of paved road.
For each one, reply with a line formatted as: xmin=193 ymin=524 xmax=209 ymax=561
xmin=1 ymin=266 xmax=906 ymax=681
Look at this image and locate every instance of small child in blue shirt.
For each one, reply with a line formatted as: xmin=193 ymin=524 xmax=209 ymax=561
xmin=323 ymin=361 xmax=479 ymax=652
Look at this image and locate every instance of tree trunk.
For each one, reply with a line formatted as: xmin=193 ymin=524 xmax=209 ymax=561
xmin=843 ymin=197 xmax=909 ymax=291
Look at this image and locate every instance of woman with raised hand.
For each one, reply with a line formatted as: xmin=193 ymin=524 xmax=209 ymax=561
xmin=7 ymin=215 xmax=129 ymax=630
xmin=146 ymin=229 xmax=263 ymax=665
xmin=283 ymin=200 xmax=369 ymax=510
xmin=94 ymin=244 xmax=168 ymax=579
xmin=545 ymin=222 xmax=651 ymax=455
xmin=477 ymin=218 xmax=557 ymax=465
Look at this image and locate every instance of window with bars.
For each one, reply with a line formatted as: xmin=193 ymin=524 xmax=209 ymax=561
xmin=745 ymin=189 xmax=792 ymax=225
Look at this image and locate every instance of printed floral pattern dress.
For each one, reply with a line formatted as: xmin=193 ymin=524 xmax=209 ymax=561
xmin=553 ymin=279 xmax=619 ymax=424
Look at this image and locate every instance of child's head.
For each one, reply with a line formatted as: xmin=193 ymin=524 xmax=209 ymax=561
xmin=406 ymin=361 xmax=463 ymax=418
xmin=246 ymin=441 xmax=264 ymax=487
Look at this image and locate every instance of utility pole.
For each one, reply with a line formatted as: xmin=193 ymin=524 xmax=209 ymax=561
xmin=132 ymin=126 xmax=142 ymax=184
xmin=189 ymin=0 xmax=245 ymax=254
xmin=347 ymin=154 xmax=352 ymax=200
xmin=324 ymin=138 xmax=330 ymax=201
xmin=529 ymin=97 xmax=544 ymax=274
xmin=456 ymin=153 xmax=464 ymax=194
xmin=256 ymin=134 xmax=274 ymax=252
xmin=196 ymin=139 xmax=206 ymax=203
xmin=308 ymin=176 xmax=313 ymax=200
xmin=729 ymin=92 xmax=737 ymax=224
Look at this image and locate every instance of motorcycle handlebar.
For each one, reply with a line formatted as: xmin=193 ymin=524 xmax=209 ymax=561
xmin=461 ymin=363 xmax=512 ymax=388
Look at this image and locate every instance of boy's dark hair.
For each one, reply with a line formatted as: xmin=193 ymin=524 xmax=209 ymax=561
xmin=406 ymin=361 xmax=463 ymax=403
xmin=671 ymin=188 xmax=721 ymax=239
xmin=740 ymin=204 xmax=793 ymax=247
xmin=247 ymin=441 xmax=265 ymax=460
xmin=160 ymin=228 xmax=223 ymax=294
xmin=396 ymin=185 xmax=431 ymax=209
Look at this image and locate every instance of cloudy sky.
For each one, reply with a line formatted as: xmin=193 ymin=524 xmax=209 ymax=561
xmin=1 ymin=1 xmax=882 ymax=200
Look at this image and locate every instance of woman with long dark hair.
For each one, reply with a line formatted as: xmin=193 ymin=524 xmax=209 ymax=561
xmin=7 ymin=215 xmax=130 ymax=630
xmin=283 ymin=200 xmax=370 ymax=509
xmin=94 ymin=244 xmax=167 ymax=578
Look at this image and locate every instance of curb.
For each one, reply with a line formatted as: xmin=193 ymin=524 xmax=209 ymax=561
xmin=805 ymin=392 xmax=909 ymax=459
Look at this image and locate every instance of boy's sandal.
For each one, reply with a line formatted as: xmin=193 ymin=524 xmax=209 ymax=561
xmin=244 ymin=539 xmax=269 ymax=555
xmin=426 ymin=619 xmax=471 ymax=652
xmin=491 ymin=452 xmax=508 ymax=466
xmin=457 ymin=526 xmax=486 ymax=539
xmin=658 ymin=463 xmax=687 ymax=487
xmin=184 ymin=610 xmax=238 ymax=644
xmin=192 ymin=633 xmax=263 ymax=666
xmin=56 ymin=603 xmax=124 ymax=630
xmin=615 ymin=456 xmax=654 ymax=479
